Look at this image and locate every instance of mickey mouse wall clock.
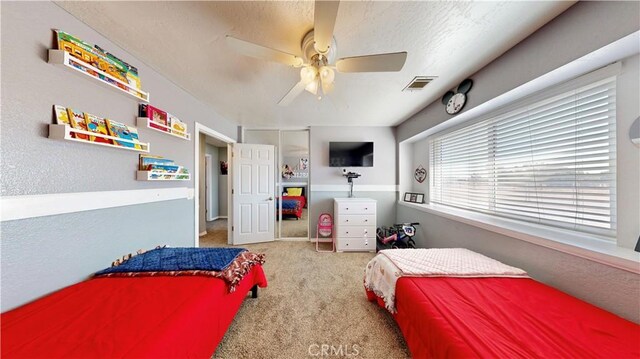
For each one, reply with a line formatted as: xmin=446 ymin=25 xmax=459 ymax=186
xmin=442 ymin=79 xmax=473 ymax=115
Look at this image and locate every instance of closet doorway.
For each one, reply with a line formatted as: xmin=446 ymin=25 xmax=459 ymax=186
xmin=244 ymin=129 xmax=310 ymax=240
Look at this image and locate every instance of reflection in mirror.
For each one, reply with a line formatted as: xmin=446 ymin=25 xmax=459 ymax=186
xmin=280 ymin=130 xmax=309 ymax=239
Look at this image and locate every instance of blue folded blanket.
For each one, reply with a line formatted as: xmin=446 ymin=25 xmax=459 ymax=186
xmin=95 ymin=247 xmax=246 ymax=276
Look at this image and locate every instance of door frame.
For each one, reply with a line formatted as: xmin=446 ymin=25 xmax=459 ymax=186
xmin=194 ymin=122 xmax=235 ymax=247
xmin=204 ymin=154 xmax=213 ymax=221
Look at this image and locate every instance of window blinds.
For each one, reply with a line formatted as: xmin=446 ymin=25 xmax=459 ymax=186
xmin=430 ymin=77 xmax=616 ymax=237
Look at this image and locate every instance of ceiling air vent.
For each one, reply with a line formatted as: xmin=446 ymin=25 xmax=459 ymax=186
xmin=403 ymin=76 xmax=436 ymax=91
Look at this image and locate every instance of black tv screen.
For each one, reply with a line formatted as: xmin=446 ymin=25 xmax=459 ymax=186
xmin=329 ymin=142 xmax=374 ymax=167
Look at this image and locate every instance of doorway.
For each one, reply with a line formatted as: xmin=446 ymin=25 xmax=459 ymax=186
xmin=194 ymin=123 xmax=235 ymax=247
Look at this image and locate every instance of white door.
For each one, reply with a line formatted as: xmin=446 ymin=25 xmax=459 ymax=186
xmin=232 ymin=143 xmax=276 ymax=244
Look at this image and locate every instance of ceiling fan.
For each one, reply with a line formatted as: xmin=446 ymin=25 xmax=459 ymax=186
xmin=226 ymin=0 xmax=408 ymax=106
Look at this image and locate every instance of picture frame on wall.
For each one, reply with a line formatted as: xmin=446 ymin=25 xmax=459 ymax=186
xmin=403 ymin=192 xmax=425 ymax=204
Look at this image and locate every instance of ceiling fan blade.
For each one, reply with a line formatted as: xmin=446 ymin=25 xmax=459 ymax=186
xmin=278 ymin=81 xmax=307 ymax=106
xmin=336 ymin=52 xmax=407 ymax=73
xmin=226 ymin=35 xmax=304 ymax=67
xmin=314 ymin=0 xmax=340 ymax=54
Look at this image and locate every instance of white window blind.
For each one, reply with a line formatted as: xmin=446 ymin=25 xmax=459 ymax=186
xmin=430 ymin=76 xmax=616 ymax=238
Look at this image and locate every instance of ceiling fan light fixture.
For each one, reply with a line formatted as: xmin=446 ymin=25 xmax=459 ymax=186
xmin=305 ymin=77 xmax=319 ymax=95
xmin=300 ymin=66 xmax=318 ymax=85
xmin=319 ymin=66 xmax=335 ymax=85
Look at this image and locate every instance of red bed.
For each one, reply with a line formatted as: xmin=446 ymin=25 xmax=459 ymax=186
xmin=367 ymin=276 xmax=640 ymax=358
xmin=2 ymin=265 xmax=267 ymax=358
xmin=278 ymin=195 xmax=306 ymax=219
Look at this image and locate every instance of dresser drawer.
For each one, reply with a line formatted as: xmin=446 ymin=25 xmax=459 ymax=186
xmin=336 ymin=202 xmax=376 ymax=215
xmin=336 ymin=237 xmax=374 ymax=252
xmin=336 ymin=225 xmax=376 ymax=238
xmin=337 ymin=214 xmax=375 ymax=226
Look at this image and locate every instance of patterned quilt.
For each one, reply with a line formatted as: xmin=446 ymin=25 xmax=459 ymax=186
xmin=364 ymin=248 xmax=528 ymax=313
xmin=95 ymin=247 xmax=265 ymax=292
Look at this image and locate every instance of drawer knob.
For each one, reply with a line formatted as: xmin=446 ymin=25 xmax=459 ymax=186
xmin=346 ymin=207 xmax=349 ymax=210
xmin=346 ymin=219 xmax=349 ymax=222
xmin=346 ymin=231 xmax=349 ymax=234
xmin=364 ymin=219 xmax=368 ymax=222
xmin=365 ymin=208 xmax=368 ymax=210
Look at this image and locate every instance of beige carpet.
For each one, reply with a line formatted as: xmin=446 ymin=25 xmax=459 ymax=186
xmin=280 ymin=208 xmax=309 ymax=238
xmin=199 ymin=228 xmax=410 ymax=358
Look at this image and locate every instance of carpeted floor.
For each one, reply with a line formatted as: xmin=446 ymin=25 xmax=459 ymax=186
xmin=200 ymin=226 xmax=410 ymax=358
xmin=280 ymin=208 xmax=309 ymax=238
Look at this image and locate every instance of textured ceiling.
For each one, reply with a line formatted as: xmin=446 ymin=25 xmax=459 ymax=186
xmin=56 ymin=1 xmax=574 ymax=127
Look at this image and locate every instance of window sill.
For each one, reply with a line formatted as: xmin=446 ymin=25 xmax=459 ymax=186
xmin=398 ymin=201 xmax=640 ymax=274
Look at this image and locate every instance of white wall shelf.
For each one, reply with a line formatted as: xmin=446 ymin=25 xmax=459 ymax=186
xmin=136 ymin=170 xmax=191 ymax=181
xmin=48 ymin=124 xmax=150 ymax=153
xmin=48 ymin=49 xmax=150 ymax=102
xmin=136 ymin=117 xmax=191 ymax=141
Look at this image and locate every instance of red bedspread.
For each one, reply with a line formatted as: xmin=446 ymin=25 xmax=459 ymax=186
xmin=367 ymin=277 xmax=640 ymax=358
xmin=279 ymin=195 xmax=306 ymax=219
xmin=2 ymin=265 xmax=267 ymax=358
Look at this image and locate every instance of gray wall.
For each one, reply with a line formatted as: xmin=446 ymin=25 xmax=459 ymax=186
xmin=310 ymin=126 xmax=397 ymax=232
xmin=1 ymin=2 xmax=237 ymax=311
xmin=396 ymin=1 xmax=640 ymax=322
xmin=1 ymin=200 xmax=193 ymax=312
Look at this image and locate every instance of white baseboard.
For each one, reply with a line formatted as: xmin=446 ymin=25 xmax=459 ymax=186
xmin=207 ymin=216 xmax=228 ymax=221
xmin=199 ymin=231 xmax=207 ymax=237
xmin=1 ymin=187 xmax=193 ymax=222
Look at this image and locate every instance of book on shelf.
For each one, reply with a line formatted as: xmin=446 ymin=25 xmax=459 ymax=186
xmin=168 ymin=114 xmax=188 ymax=136
xmin=84 ymin=112 xmax=112 ymax=144
xmin=53 ymin=105 xmax=71 ymax=125
xmin=139 ymin=154 xmax=190 ymax=179
xmin=138 ymin=103 xmax=148 ymax=118
xmin=150 ymin=164 xmax=181 ymax=179
xmin=105 ymin=119 xmax=134 ymax=147
xmin=176 ymin=168 xmax=190 ymax=180
xmin=54 ymin=29 xmax=142 ymax=93
xmin=139 ymin=154 xmax=175 ymax=170
xmin=66 ymin=107 xmax=90 ymax=140
xmin=127 ymin=125 xmax=142 ymax=150
xmin=146 ymin=105 xmax=169 ymax=132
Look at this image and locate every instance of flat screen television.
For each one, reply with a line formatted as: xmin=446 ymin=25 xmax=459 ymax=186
xmin=329 ymin=142 xmax=374 ymax=167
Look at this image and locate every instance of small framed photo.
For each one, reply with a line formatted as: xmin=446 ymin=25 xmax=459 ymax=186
xmin=404 ymin=192 xmax=425 ymax=204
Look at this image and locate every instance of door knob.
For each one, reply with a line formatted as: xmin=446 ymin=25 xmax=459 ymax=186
xmin=266 ymin=197 xmax=274 ymax=201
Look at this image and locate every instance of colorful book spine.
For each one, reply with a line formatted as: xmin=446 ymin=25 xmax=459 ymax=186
xmin=146 ymin=105 xmax=169 ymax=132
xmin=105 ymin=119 xmax=134 ymax=147
xmin=127 ymin=126 xmax=142 ymax=150
xmin=168 ymin=114 xmax=187 ymax=136
xmin=84 ymin=112 xmax=112 ymax=144
xmin=66 ymin=108 xmax=89 ymax=140
xmin=53 ymin=105 xmax=71 ymax=125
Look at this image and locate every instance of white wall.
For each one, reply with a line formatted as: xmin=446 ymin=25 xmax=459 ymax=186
xmin=396 ymin=1 xmax=640 ymax=322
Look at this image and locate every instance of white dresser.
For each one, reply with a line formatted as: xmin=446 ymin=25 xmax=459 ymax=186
xmin=334 ymin=198 xmax=376 ymax=252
